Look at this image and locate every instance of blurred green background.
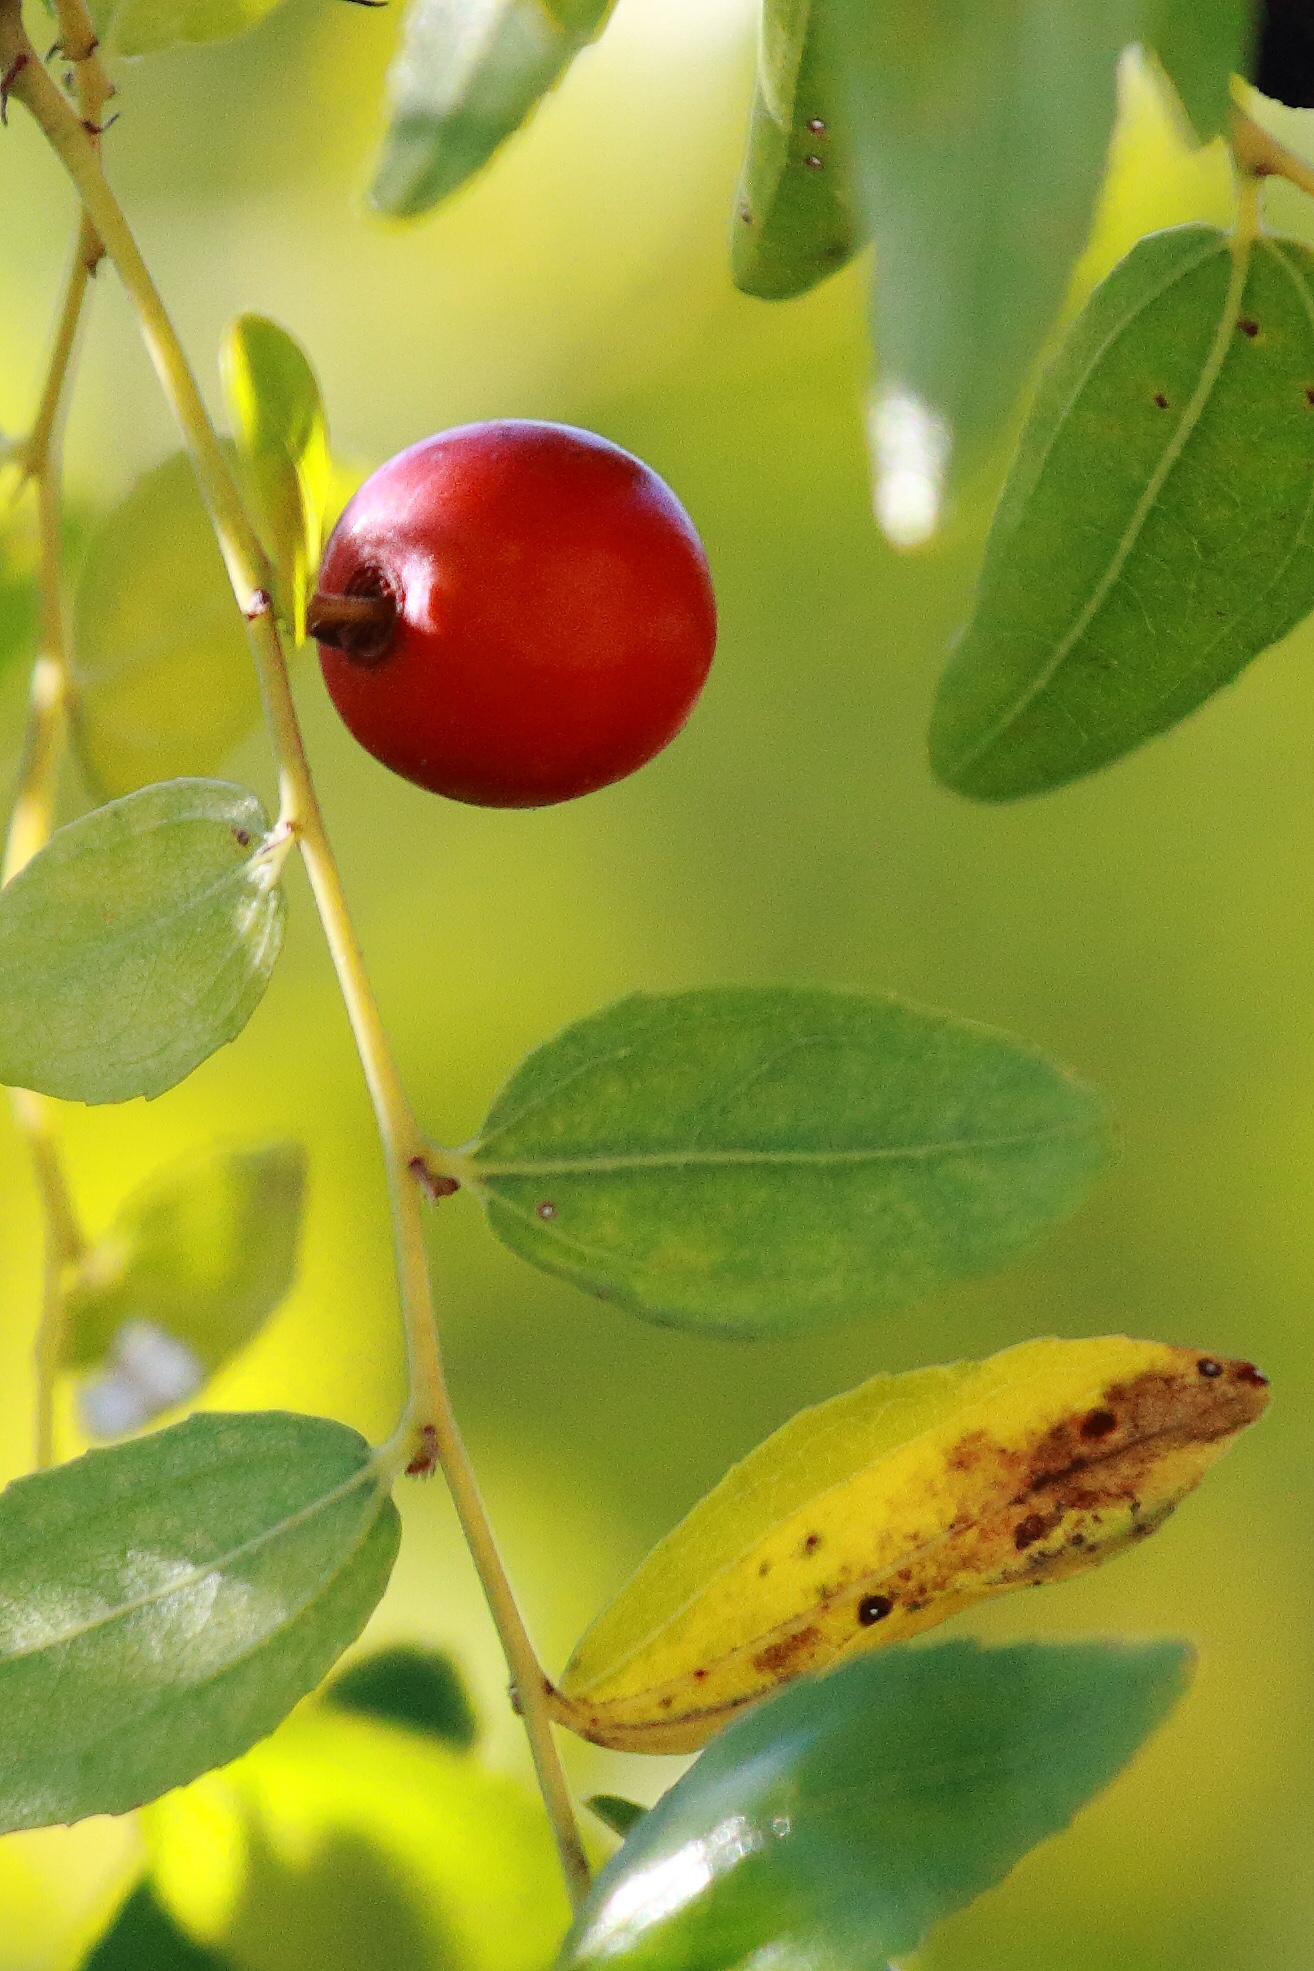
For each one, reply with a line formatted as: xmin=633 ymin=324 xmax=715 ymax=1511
xmin=1 ymin=4 xmax=1312 ymax=1966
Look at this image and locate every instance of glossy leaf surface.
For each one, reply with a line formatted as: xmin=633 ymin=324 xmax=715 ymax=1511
xmin=325 ymin=1645 xmax=479 ymax=1749
xmin=732 ymin=0 xmax=862 ymax=301
xmin=0 ymin=780 xmax=285 ymax=1104
xmin=470 ymin=987 xmax=1111 ymax=1337
xmin=145 ymin=1708 xmax=570 ymax=1971
xmin=222 ymin=316 xmax=331 ymax=641
xmin=562 ymin=1639 xmax=1193 ymax=1969
xmin=371 ymin=0 xmax=619 ymax=220
xmin=553 ymin=1336 xmax=1266 ymax=1752
xmin=931 ymin=225 xmax=1314 ymax=800
xmin=72 ymin=454 xmax=261 ymax=798
xmin=88 ymin=0 xmax=288 ymax=57
xmin=0 ymin=1412 xmax=399 ymax=1832
xmin=823 ymin=0 xmax=1136 ymax=540
xmin=1148 ymin=0 xmax=1255 ymax=138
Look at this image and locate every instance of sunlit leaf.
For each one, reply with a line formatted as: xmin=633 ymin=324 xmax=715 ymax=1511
xmin=145 ymin=1707 xmax=570 ymax=1971
xmin=561 ymin=1638 xmax=1193 ymax=1969
xmin=930 ymin=224 xmax=1314 ymax=801
xmin=822 ymin=0 xmax=1137 ymax=541
xmin=222 ymin=316 xmax=332 ymax=642
xmin=325 ymin=1645 xmax=479 ymax=1750
xmin=0 ymin=780 xmax=286 ymax=1104
xmin=551 ymin=1335 xmax=1266 ymax=1753
xmin=467 ymin=987 xmax=1111 ymax=1338
xmin=88 ymin=0 xmax=289 ymax=58
xmin=732 ymin=0 xmax=862 ymax=301
xmin=1148 ymin=0 xmax=1256 ymax=139
xmin=370 ymin=0 xmax=620 ymax=220
xmin=0 ymin=1412 xmax=399 ymax=1832
xmin=84 ymin=1882 xmax=233 ymax=1970
xmin=65 ymin=1143 xmax=306 ymax=1436
xmin=72 ymin=453 xmax=262 ymax=798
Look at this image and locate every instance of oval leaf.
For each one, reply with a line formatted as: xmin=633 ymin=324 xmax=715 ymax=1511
xmin=143 ymin=1707 xmax=570 ymax=1971
xmin=0 ymin=1411 xmax=399 ymax=1832
xmin=0 ymin=780 xmax=286 ymax=1104
xmin=221 ymin=317 xmax=331 ymax=643
xmin=930 ymin=224 xmax=1314 ymax=800
xmin=65 ymin=1143 xmax=307 ymax=1436
xmin=467 ymin=987 xmax=1112 ymax=1338
xmin=88 ymin=0 xmax=289 ymax=57
xmin=562 ymin=1638 xmax=1193 ymax=1970
xmin=732 ymin=0 xmax=862 ymax=302
xmin=72 ymin=454 xmax=263 ymax=798
xmin=821 ymin=0 xmax=1135 ymax=539
xmin=551 ymin=1335 xmax=1267 ymax=1753
xmin=371 ymin=0 xmax=619 ymax=220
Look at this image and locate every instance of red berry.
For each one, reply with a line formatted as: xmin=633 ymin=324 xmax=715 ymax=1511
xmin=311 ymin=420 xmax=717 ymax=808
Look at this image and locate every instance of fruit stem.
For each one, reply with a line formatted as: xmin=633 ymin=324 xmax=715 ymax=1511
xmin=1 ymin=17 xmax=592 ymax=1909
xmin=306 ymin=587 xmax=397 ymax=661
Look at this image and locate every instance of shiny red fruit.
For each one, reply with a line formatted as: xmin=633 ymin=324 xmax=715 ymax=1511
xmin=311 ymin=420 xmax=717 ymax=807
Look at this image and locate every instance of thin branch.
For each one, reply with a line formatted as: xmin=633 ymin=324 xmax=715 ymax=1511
xmin=0 ymin=10 xmax=592 ymax=1907
xmin=1231 ymin=108 xmax=1314 ymax=204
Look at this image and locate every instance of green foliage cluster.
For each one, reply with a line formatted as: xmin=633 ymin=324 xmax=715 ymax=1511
xmin=0 ymin=0 xmax=1306 ymax=1967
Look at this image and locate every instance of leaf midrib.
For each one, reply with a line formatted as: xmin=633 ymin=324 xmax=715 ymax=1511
xmin=0 ymin=1458 xmax=382 ymax=1665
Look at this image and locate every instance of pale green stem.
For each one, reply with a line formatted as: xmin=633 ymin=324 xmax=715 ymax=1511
xmin=0 ymin=15 xmax=591 ymax=1908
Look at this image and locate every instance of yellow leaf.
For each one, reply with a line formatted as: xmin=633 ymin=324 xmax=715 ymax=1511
xmin=551 ymin=1335 xmax=1269 ymax=1754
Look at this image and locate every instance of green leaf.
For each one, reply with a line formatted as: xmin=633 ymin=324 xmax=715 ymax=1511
xmin=1147 ymin=0 xmax=1256 ymax=141
xmin=586 ymin=1795 xmax=648 ymax=1838
xmin=560 ymin=1638 xmax=1193 ymax=1970
xmin=325 ymin=1646 xmax=479 ymax=1750
xmin=467 ymin=987 xmax=1111 ymax=1338
xmin=0 ymin=779 xmax=287 ymax=1104
xmin=221 ymin=317 xmax=332 ymax=643
xmin=930 ymin=224 xmax=1314 ymax=801
xmin=0 ymin=1411 xmax=399 ymax=1832
xmin=88 ymin=0 xmax=289 ymax=57
xmin=84 ymin=1883 xmax=234 ymax=1970
xmin=370 ymin=0 xmax=620 ymax=220
xmin=65 ymin=1144 xmax=306 ymax=1436
xmin=821 ymin=0 xmax=1138 ymax=541
xmin=72 ymin=454 xmax=263 ymax=799
xmin=732 ymin=0 xmax=863 ymax=301
xmin=145 ymin=1706 xmax=571 ymax=1971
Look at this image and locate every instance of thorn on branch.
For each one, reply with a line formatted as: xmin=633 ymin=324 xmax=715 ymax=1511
xmin=1 ymin=52 xmax=29 ymax=126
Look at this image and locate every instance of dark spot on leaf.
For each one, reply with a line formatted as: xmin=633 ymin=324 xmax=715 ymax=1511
xmin=1014 ymin=1512 xmax=1049 ymax=1551
xmin=802 ymin=1532 xmax=823 ymax=1556
xmin=754 ymin=1627 xmax=821 ymax=1676
xmin=692 ymin=1668 xmax=707 ymax=1681
xmin=857 ymin=1594 xmax=893 ymax=1626
xmin=1232 ymin=1361 xmax=1268 ymax=1387
xmin=1080 ymin=1408 xmax=1118 ymax=1440
xmin=803 ymin=154 xmax=823 ymax=170
xmin=1197 ymin=1357 xmax=1224 ymax=1378
xmin=536 ymin=1201 xmax=557 ymax=1220
xmin=232 ymin=828 xmax=251 ymax=847
xmin=1305 ymin=386 xmax=1314 ymax=405
xmin=758 ymin=1560 xmax=771 ymax=1577
xmin=1069 ymin=1531 xmax=1086 ymax=1546
xmin=1153 ymin=392 xmax=1169 ymax=409
xmin=1239 ymin=318 xmax=1260 ymax=338
xmin=660 ymin=1695 xmax=673 ymax=1709
xmin=739 ymin=203 xmax=752 ymax=224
